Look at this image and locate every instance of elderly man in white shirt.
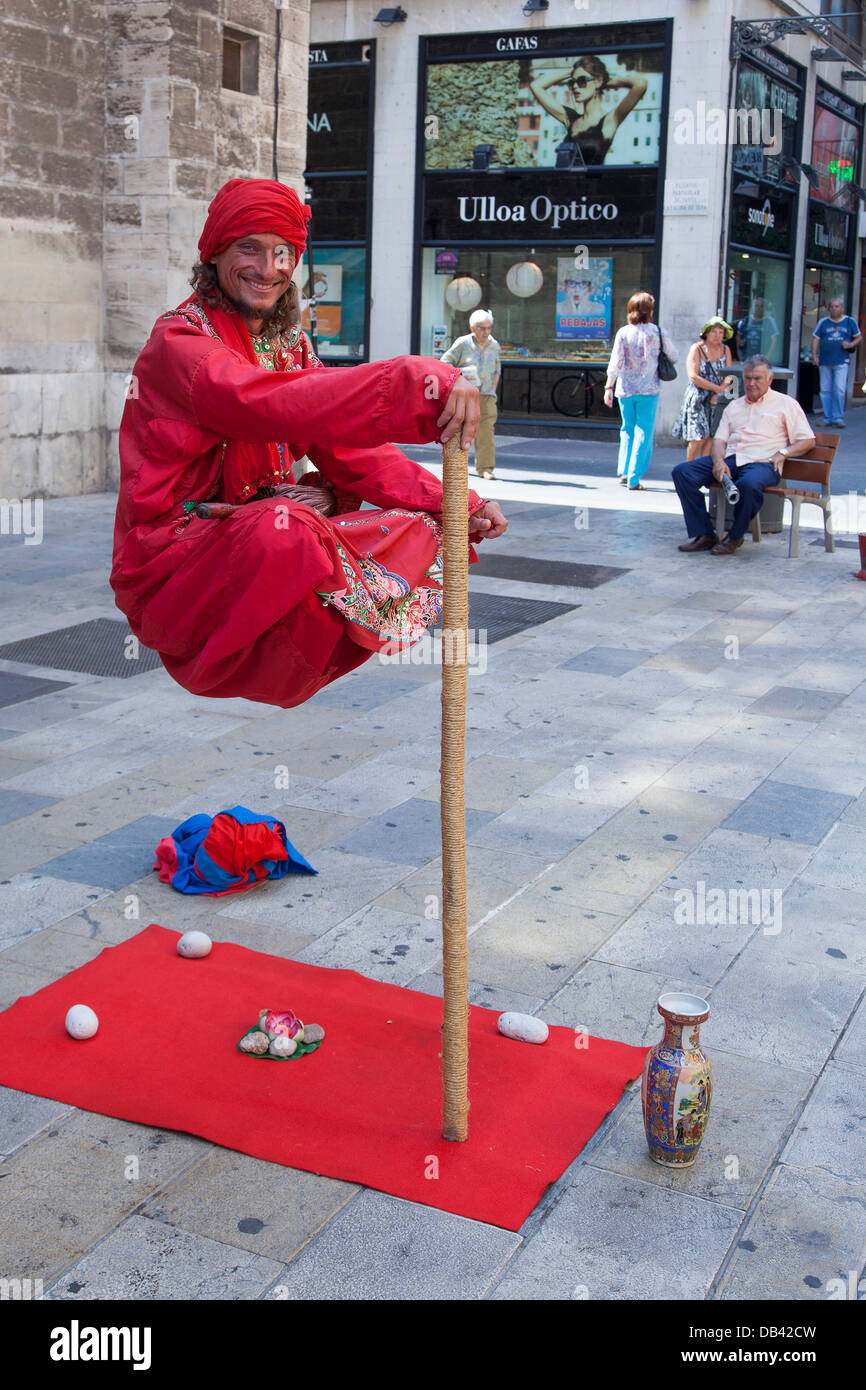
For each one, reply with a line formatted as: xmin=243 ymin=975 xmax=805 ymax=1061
xmin=672 ymin=355 xmax=815 ymax=554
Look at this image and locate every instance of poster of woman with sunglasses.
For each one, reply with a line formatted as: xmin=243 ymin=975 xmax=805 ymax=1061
xmin=528 ymin=56 xmax=650 ymax=166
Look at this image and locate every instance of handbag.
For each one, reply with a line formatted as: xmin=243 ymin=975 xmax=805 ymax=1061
xmin=655 ymin=324 xmax=677 ymax=381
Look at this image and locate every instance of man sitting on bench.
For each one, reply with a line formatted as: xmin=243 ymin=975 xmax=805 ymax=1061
xmin=672 ymin=355 xmax=816 ymax=555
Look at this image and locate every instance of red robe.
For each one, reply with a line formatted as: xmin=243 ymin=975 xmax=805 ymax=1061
xmin=111 ymin=300 xmax=484 ymax=708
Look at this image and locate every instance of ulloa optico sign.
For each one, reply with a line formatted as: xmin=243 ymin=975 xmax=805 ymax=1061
xmin=458 ymin=195 xmax=619 ymax=228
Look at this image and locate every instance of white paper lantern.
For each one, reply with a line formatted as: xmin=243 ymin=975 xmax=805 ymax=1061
xmin=445 ymin=276 xmax=482 ymax=312
xmin=506 ymin=261 xmax=544 ymax=298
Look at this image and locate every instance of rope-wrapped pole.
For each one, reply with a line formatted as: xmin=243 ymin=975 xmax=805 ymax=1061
xmin=440 ymin=433 xmax=469 ymax=1142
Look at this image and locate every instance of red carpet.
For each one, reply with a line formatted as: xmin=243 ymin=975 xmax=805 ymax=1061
xmin=0 ymin=925 xmax=647 ymax=1231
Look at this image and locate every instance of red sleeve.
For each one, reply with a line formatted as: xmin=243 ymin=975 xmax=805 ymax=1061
xmin=186 ymin=340 xmax=462 ymax=451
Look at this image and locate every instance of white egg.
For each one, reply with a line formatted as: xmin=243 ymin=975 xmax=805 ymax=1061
xmin=66 ymin=1004 xmax=99 ymax=1040
xmin=177 ymin=930 xmax=213 ymax=959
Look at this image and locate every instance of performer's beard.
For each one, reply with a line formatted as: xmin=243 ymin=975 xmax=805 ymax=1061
xmin=230 ymin=290 xmax=284 ymax=326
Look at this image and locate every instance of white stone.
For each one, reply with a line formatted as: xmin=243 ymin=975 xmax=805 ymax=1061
xmin=65 ymin=1004 xmax=99 ymax=1039
xmin=497 ymin=1011 xmax=549 ymax=1045
xmin=269 ymin=1035 xmax=297 ymax=1058
xmin=177 ymin=930 xmax=212 ymax=959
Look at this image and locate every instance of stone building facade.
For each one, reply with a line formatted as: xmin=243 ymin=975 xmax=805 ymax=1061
xmin=0 ymin=0 xmax=311 ymax=500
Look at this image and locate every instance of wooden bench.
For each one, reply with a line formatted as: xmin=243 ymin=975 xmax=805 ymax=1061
xmin=706 ymin=432 xmax=839 ymax=557
xmin=763 ymin=432 xmax=838 ymax=558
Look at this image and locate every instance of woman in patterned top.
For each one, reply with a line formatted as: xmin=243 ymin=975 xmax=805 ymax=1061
xmin=604 ymin=291 xmax=678 ymax=490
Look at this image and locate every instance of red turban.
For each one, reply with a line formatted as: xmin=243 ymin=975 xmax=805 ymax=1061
xmin=198 ymin=178 xmax=311 ymax=264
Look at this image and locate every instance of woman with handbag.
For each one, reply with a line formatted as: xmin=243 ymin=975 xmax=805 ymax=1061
xmin=604 ymin=291 xmax=678 ymax=490
xmin=672 ymin=317 xmax=735 ymax=460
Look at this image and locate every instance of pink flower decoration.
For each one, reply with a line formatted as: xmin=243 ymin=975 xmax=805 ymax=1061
xmin=258 ymin=1008 xmax=302 ymax=1039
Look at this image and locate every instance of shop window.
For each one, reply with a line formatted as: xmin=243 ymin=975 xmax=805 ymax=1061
xmin=295 ymin=246 xmax=367 ymax=360
xmin=222 ymin=28 xmax=259 ymax=95
xmin=725 ymin=251 xmax=789 ymax=364
xmin=801 ymin=266 xmax=851 ymax=356
xmin=422 ymin=244 xmax=653 ymax=421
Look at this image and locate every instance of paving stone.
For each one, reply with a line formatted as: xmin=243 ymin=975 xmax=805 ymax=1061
xmin=0 ymin=959 xmax=56 ymax=1008
xmin=0 ymin=788 xmax=60 ymax=828
xmin=0 ymin=672 xmax=72 ymax=709
xmin=706 ymin=936 xmax=865 ymax=1073
xmin=141 ymin=1149 xmax=359 ymax=1262
xmin=215 ymin=848 xmax=412 ymax=935
xmin=540 ymin=840 xmax=684 ymax=917
xmin=780 ymin=1062 xmax=866 ymax=1183
xmin=295 ymin=904 xmax=441 ymax=983
xmin=307 ymin=674 xmax=427 ymax=711
xmin=283 ymin=1189 xmax=521 ymax=1299
xmin=597 ymin=891 xmax=762 ymax=987
xmin=330 ymin=796 xmax=495 ymax=866
xmin=662 ymin=828 xmax=813 ymax=901
xmin=45 ymin=1214 xmax=283 ymax=1300
xmin=746 ymin=685 xmax=845 ymax=721
xmin=542 ymin=961 xmax=701 ymax=1048
xmin=0 ymin=874 xmax=113 ymax=951
xmin=490 ymin=1168 xmax=742 ymax=1300
xmin=374 ymin=845 xmax=549 ymax=928
xmin=797 ymin=822 xmax=866 ymax=894
xmin=283 ymin=758 xmax=434 ymax=817
xmin=559 ymin=646 xmax=655 ymax=676
xmin=760 ymin=879 xmax=866 ymax=974
xmin=413 ymin=753 xmax=563 ymax=814
xmin=592 ymin=1047 xmax=812 ymax=1211
xmin=835 ymin=996 xmax=866 ymax=1073
xmin=721 ymin=781 xmax=852 ymax=844
xmin=582 ymin=786 xmax=740 ymax=856
xmin=0 ymin=1087 xmax=73 ymax=1157
xmin=33 ymin=815 xmax=176 ymax=891
xmin=0 ymin=926 xmax=110 ymax=976
xmin=0 ymin=1113 xmax=209 ymax=1285
xmin=716 ymin=1165 xmax=866 ymax=1301
xmin=540 ymin=754 xmax=677 ymax=811
xmin=468 ymin=894 xmax=621 ymax=997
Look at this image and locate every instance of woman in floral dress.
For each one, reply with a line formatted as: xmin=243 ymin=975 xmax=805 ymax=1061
xmin=672 ymin=318 xmax=735 ymax=461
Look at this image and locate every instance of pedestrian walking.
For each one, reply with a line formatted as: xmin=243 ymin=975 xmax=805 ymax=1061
xmin=441 ymin=310 xmax=501 ymax=479
xmin=604 ymin=291 xmax=677 ymax=490
xmin=811 ymin=298 xmax=862 ymax=427
xmin=672 ymin=317 xmax=735 ymax=461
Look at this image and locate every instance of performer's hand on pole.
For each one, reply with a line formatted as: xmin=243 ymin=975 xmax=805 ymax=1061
xmin=468 ymin=501 xmax=508 ymax=541
xmin=437 ymin=376 xmax=480 ymax=452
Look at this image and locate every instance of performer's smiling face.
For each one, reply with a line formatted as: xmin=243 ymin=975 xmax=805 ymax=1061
xmin=212 ymin=234 xmax=297 ymax=323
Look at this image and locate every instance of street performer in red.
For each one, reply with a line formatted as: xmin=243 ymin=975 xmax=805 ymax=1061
xmin=111 ymin=177 xmax=507 ymax=708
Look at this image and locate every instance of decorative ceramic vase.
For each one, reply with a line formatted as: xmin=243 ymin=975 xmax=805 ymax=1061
xmin=641 ymin=992 xmax=712 ymax=1168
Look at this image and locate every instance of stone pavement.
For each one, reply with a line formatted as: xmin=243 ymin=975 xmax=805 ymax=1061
xmin=1 ymin=446 xmax=865 ymax=1303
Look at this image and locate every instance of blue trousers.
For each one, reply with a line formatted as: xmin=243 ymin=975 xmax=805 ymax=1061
xmin=819 ymin=362 xmax=849 ymax=424
xmin=671 ymin=455 xmax=779 ymax=541
xmin=616 ymin=393 xmax=659 ymax=485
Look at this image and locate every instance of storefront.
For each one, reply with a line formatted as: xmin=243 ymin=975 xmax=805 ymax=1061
xmin=301 ymin=40 xmax=376 ymax=363
xmin=413 ymin=20 xmax=672 ymax=428
xmin=800 ymin=81 xmax=863 ymax=398
xmin=724 ymin=44 xmax=805 ymax=373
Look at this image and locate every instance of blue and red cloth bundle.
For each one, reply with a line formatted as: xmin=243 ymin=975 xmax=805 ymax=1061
xmin=154 ymin=805 xmax=316 ymax=896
